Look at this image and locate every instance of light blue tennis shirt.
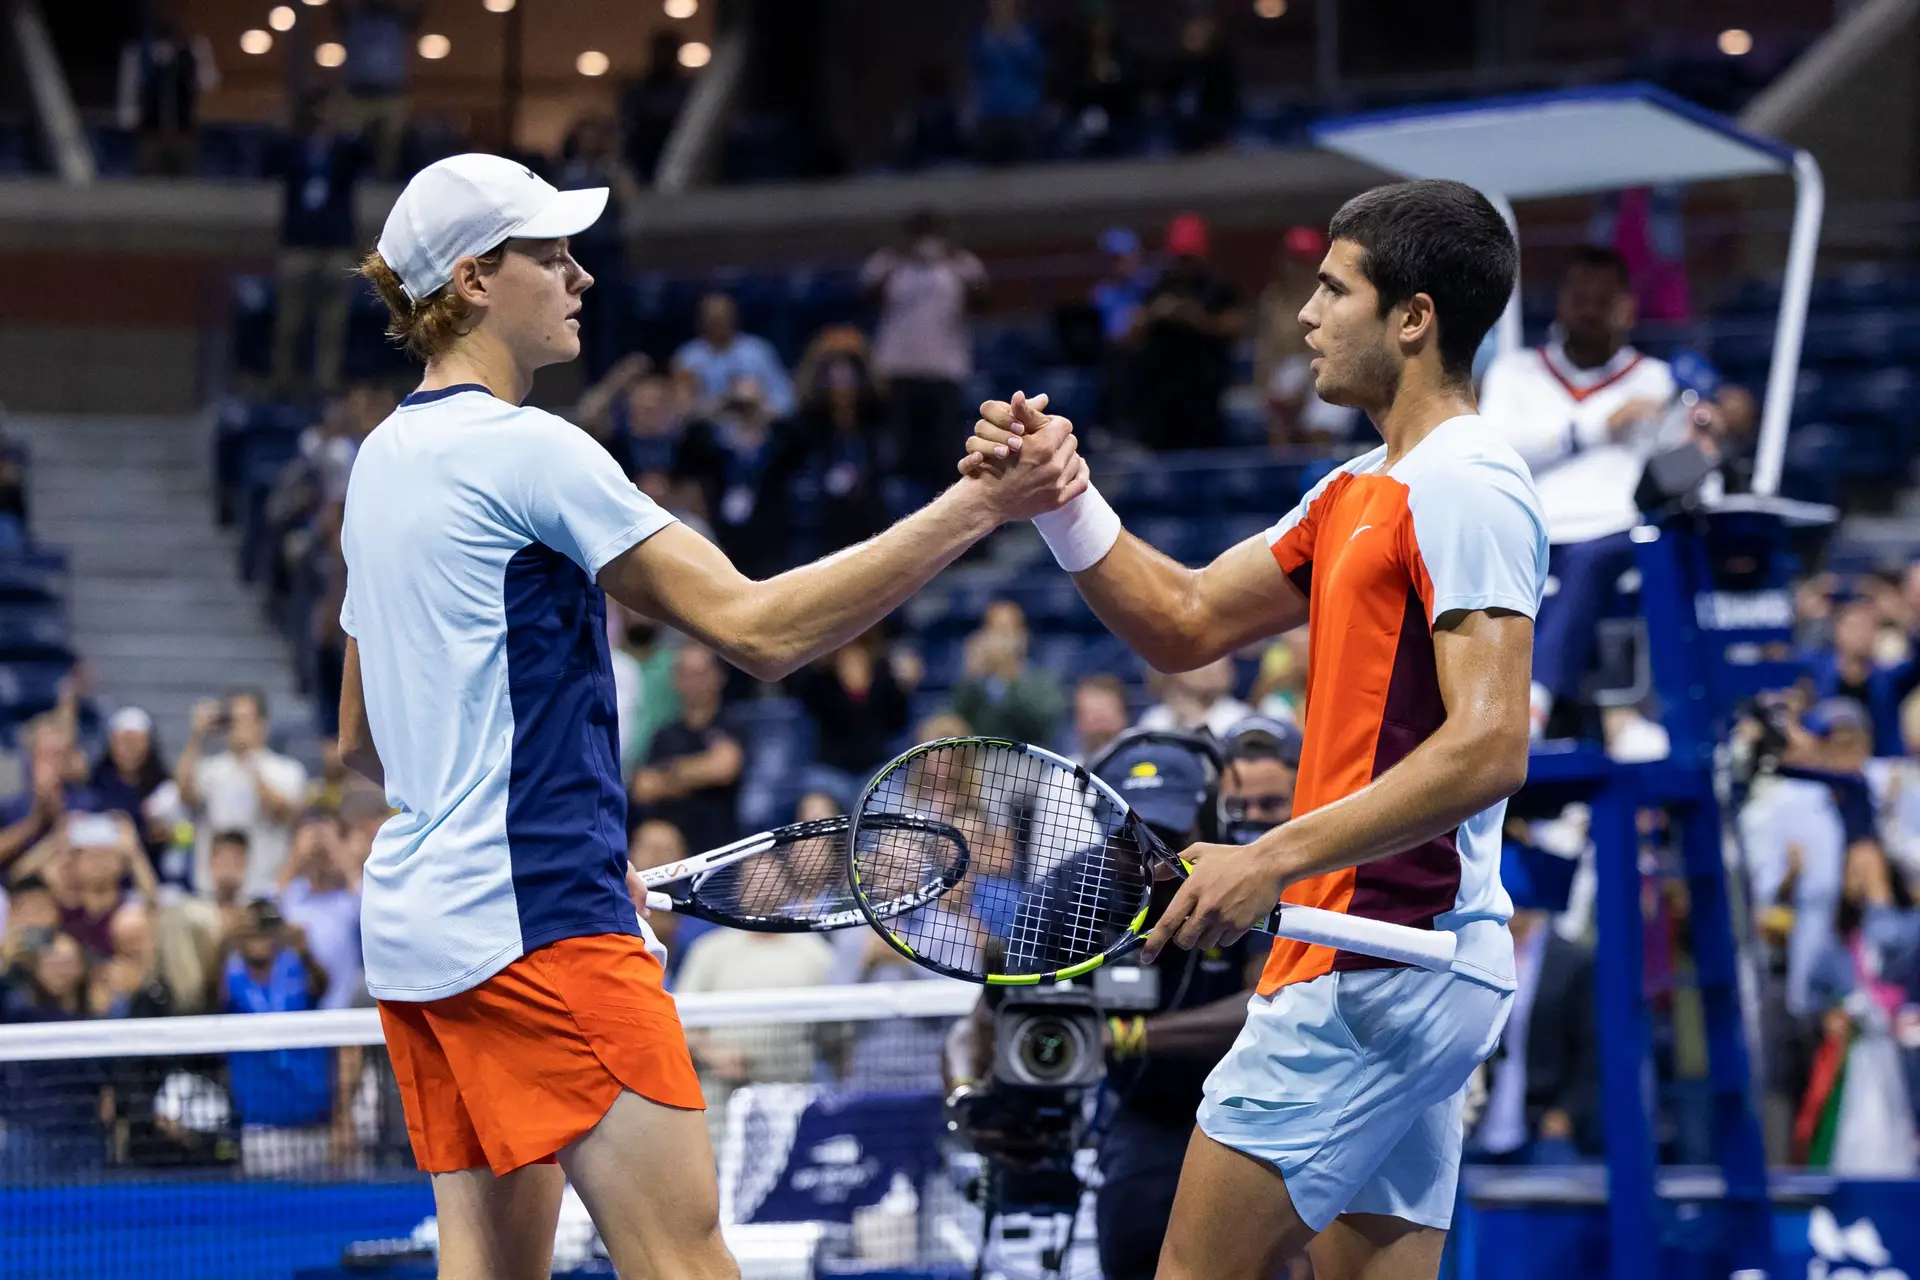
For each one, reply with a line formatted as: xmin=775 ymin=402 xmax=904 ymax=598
xmin=339 ymin=384 xmax=678 ymax=1001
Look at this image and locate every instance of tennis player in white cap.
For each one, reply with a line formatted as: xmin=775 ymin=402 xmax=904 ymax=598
xmin=338 ymin=153 xmax=1088 ymax=1278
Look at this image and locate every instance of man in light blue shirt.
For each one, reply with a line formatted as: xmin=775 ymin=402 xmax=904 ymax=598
xmin=670 ymin=293 xmax=795 ymax=417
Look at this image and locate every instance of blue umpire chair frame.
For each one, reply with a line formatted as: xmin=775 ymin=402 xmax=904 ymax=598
xmin=1315 ymin=88 xmax=1832 ymax=1280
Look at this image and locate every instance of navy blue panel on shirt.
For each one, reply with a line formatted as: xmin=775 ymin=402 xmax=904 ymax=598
xmin=501 ymin=543 xmax=637 ymax=952
xmin=400 ymin=383 xmax=494 ymax=408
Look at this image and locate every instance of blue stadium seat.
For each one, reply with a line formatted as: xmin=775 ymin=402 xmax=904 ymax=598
xmin=0 ymin=559 xmax=63 ymax=605
xmin=231 ymin=275 xmax=276 ymax=376
xmin=0 ymin=659 xmax=75 ymax=722
xmin=0 ymin=603 xmax=73 ymax=662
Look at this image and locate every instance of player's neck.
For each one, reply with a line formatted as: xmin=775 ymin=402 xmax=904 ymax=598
xmin=421 ymin=336 xmax=534 ymax=406
xmin=1374 ymin=378 xmax=1477 ymax=468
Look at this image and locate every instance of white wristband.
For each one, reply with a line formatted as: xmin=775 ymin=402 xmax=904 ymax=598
xmin=1032 ymin=483 xmax=1121 ymax=573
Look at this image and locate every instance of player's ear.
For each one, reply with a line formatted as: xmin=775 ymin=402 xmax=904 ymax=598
xmin=1399 ymin=292 xmax=1438 ymax=354
xmin=448 ymin=254 xmax=493 ymax=309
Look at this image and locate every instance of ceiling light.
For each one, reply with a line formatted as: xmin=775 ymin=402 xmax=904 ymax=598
xmin=268 ymin=5 xmax=296 ymax=31
xmin=418 ymin=33 xmax=451 ymax=58
xmin=1718 ymin=28 xmax=1753 ymax=56
xmin=678 ymin=41 xmax=711 ymax=68
xmin=315 ymin=41 xmax=347 ymax=67
xmin=239 ymin=28 xmax=273 ymax=54
xmin=576 ymin=50 xmax=610 ymax=76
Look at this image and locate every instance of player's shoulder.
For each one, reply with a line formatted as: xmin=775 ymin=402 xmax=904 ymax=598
xmin=1400 ymin=417 xmax=1542 ymax=505
xmin=1303 ymin=444 xmax=1388 ymax=503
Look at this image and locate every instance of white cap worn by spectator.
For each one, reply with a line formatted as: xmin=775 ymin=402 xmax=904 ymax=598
xmin=376 ymin=154 xmax=609 ymax=302
xmin=108 ymin=706 xmax=153 ymax=737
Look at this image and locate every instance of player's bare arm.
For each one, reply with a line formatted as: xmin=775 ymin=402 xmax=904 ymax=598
xmin=1144 ymin=605 xmax=1532 ymax=959
xmin=961 ymin=395 xmax=1305 ymax=672
xmin=336 ymin=637 xmax=384 ymax=788
xmin=597 ymin=414 xmax=1088 ymax=682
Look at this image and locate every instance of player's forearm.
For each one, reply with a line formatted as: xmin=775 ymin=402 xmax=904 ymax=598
xmin=1069 ymin=533 xmax=1222 ymax=672
xmin=1256 ymin=716 xmax=1528 ymax=889
xmin=1137 ymin=992 xmax=1253 ymax=1060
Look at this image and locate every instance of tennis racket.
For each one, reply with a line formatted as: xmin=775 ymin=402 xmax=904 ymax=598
xmin=637 ymin=814 xmax=968 ymax=932
xmin=845 ymin=737 xmax=1458 ymax=985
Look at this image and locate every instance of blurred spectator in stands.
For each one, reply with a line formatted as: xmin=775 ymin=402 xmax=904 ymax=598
xmin=91 ymin=707 xmax=169 ymax=860
xmin=268 ymin=92 xmax=368 ymax=396
xmin=1869 ymin=692 xmax=1920 ymax=885
xmin=629 ymin=819 xmax=710 ymax=973
xmin=0 ymin=715 xmax=101 ymax=875
xmin=1250 ymin=628 xmax=1309 ymax=726
xmin=952 ymin=601 xmax=1064 ymax=746
xmin=116 ymin=0 xmax=218 ymax=177
xmin=1091 ymin=228 xmax=1151 ymax=344
xmin=556 ymin=115 xmax=646 ymax=379
xmin=622 ymin=30 xmax=693 ymax=180
xmin=337 ymin=0 xmax=421 ymax=178
xmin=1 ymin=927 xmax=90 ymax=1021
xmin=790 ymin=629 xmax=920 ymax=806
xmin=153 ymin=828 xmax=253 ymax=1015
xmin=970 ymin=0 xmax=1046 ymax=165
xmin=1140 ymin=657 xmax=1250 ymax=738
xmin=865 ymin=211 xmax=988 ymax=490
xmin=577 ymin=356 xmax=688 ymax=492
xmin=1806 ymin=596 xmax=1920 ymax=760
xmin=177 ymin=691 xmax=309 ymax=901
xmin=1469 ymin=908 xmax=1601 ymax=1162
xmin=1221 ymin=716 xmax=1300 ymax=835
xmin=1257 ymin=226 xmax=1359 ymax=445
xmin=894 ymin=64 xmax=969 ymax=170
xmin=793 ymin=327 xmax=889 ymax=554
xmin=673 ymin=373 xmax=809 ymax=579
xmin=1132 ymin=213 xmax=1242 ymax=450
xmin=607 ymin=604 xmax=680 ymax=779
xmin=671 ymin=294 xmax=797 ymax=418
xmin=631 ymin=646 xmax=743 ymax=857
xmin=14 ymin=812 xmax=160 ymax=963
xmin=1479 ymin=246 xmax=1675 ymax=742
xmin=1070 ymin=673 xmax=1131 ymax=764
xmin=222 ymin=897 xmax=341 ymax=1175
xmin=0 ymin=874 xmax=57 ymax=981
xmin=1164 ymin=12 xmax=1239 ymax=153
xmin=278 ymin=810 xmax=364 ymax=1010
xmin=98 ymin=901 xmax=175 ymax=1019
xmin=1062 ymin=10 xmax=1142 ymax=158
xmin=0 ymin=927 xmax=111 ymax=1176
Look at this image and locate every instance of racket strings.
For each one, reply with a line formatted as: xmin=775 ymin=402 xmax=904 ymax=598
xmin=853 ymin=741 xmax=1153 ymax=978
xmin=696 ymin=828 xmax=848 ymax=924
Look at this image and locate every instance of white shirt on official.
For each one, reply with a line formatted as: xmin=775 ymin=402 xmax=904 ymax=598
xmin=340 ymin=383 xmax=678 ymax=1001
xmin=191 ymin=749 xmax=309 ymax=901
xmin=1477 ymin=340 xmax=1676 ymax=545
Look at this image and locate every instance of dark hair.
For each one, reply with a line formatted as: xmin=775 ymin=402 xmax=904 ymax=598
xmin=210 ymin=829 xmax=251 ymax=854
xmin=95 ymin=726 xmax=168 ymax=798
xmin=1327 ymin=179 xmax=1517 ymax=381
xmin=1565 ymin=243 xmax=1631 ymax=288
xmin=9 ymin=872 xmax=50 ymax=896
xmin=1075 ymin=673 xmax=1129 ymax=704
xmin=227 ymin=687 xmax=269 ymax=720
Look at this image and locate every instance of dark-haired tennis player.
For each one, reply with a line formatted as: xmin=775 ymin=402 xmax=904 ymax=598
xmin=962 ymin=179 xmax=1547 ymax=1280
xmin=338 ymin=152 xmax=1087 ymax=1280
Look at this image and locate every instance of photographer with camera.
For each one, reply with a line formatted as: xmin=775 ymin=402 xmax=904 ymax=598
xmin=943 ymin=721 xmax=1299 ymax=1280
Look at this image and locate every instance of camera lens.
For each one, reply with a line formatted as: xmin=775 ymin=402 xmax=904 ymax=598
xmin=1016 ymin=1016 xmax=1084 ymax=1082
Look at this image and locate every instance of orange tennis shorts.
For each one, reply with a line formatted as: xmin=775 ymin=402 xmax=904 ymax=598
xmin=377 ymin=931 xmax=705 ymax=1175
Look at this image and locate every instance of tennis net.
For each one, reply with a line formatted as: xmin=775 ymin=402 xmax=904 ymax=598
xmin=0 ymin=979 xmax=984 ymax=1280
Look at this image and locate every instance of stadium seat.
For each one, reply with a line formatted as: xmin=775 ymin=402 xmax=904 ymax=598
xmin=0 ymin=603 xmax=74 ymax=662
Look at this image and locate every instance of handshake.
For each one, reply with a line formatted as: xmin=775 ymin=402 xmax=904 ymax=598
xmin=957 ymin=390 xmax=1123 ymax=573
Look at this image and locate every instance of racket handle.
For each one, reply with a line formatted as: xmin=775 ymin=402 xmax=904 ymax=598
xmin=645 ymin=891 xmax=674 ymax=914
xmin=1264 ymin=904 xmax=1458 ymax=973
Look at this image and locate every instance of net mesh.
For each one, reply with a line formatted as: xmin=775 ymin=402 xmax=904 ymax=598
xmin=853 ymin=741 xmax=1153 ymax=979
xmin=0 ymin=983 xmax=985 ymax=1280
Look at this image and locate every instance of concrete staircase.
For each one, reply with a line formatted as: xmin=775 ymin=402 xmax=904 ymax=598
xmin=12 ymin=413 xmax=315 ymax=757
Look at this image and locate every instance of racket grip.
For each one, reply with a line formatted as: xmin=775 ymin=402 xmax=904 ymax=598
xmin=645 ymin=891 xmax=674 ymax=914
xmin=1264 ymin=904 xmax=1458 ymax=973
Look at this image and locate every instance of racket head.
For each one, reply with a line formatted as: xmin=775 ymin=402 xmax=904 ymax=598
xmin=847 ymin=736 xmax=1179 ymax=984
xmin=659 ymin=814 xmax=968 ymax=932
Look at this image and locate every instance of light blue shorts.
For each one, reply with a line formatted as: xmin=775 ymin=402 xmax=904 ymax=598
xmin=1195 ymin=966 xmax=1511 ymax=1232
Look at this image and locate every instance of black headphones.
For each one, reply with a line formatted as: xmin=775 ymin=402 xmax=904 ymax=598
xmin=1085 ymin=726 xmax=1227 ymax=846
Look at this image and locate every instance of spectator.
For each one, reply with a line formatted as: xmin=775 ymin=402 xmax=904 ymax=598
xmin=116 ymin=0 xmax=218 ymax=177
xmin=790 ymin=630 xmax=921 ymax=806
xmin=1256 ymin=226 xmax=1359 ymax=445
xmin=1062 ymin=12 xmax=1142 ymax=158
xmin=98 ymin=902 xmax=176 ymax=1018
xmin=1220 ymin=716 xmax=1301 ymax=836
xmin=673 ymin=374 xmax=811 ymax=579
xmin=91 ymin=707 xmax=170 ymax=860
xmin=893 ymin=64 xmax=968 ymax=170
xmin=606 ymin=604 xmax=681 ymax=779
xmin=1091 ymin=228 xmax=1152 ymax=345
xmin=1164 ymin=13 xmax=1239 ymax=153
xmin=1470 ymin=908 xmax=1602 ymax=1162
xmin=969 ymin=0 xmax=1046 ymax=165
xmin=951 ymin=601 xmax=1065 ymax=746
xmin=268 ymin=92 xmax=369 ymax=396
xmin=792 ymin=330 xmax=890 ymax=555
xmin=1249 ymin=628 xmax=1309 ymax=726
xmin=1070 ymin=673 xmax=1131 ymax=763
xmin=1478 ymin=246 xmax=1677 ymax=741
xmin=1806 ymin=596 xmax=1920 ymax=760
xmin=0 ymin=716 xmax=101 ymax=874
xmin=277 ymin=811 xmax=365 ymax=1010
xmin=631 ymin=646 xmax=744 ymax=858
xmin=0 ymin=931 xmax=111 ymax=1177
xmin=578 ymin=357 xmax=688 ymax=486
xmin=336 ymin=0 xmax=422 ymax=178
xmin=1 ymin=874 xmax=58 ymax=982
xmin=863 ymin=211 xmax=988 ymax=490
xmin=621 ymin=31 xmax=693 ymax=180
xmin=1139 ymin=657 xmax=1250 ymax=739
xmin=671 ymin=294 xmax=797 ymax=419
xmin=150 ymin=829 xmax=254 ymax=1015
xmin=176 ymin=691 xmax=309 ymax=901
xmin=221 ymin=898 xmax=341 ymax=1175
xmin=555 ymin=115 xmax=646 ymax=379
xmin=15 ymin=812 xmax=160 ymax=962
xmin=1132 ymin=213 xmax=1243 ymax=451
xmin=1869 ymin=690 xmax=1920 ymax=885
xmin=629 ymin=819 xmax=711 ymax=973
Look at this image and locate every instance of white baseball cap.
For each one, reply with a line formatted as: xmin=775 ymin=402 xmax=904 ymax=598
xmin=375 ymin=153 xmax=609 ymax=302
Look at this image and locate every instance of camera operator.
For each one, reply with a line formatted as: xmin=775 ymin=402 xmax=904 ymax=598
xmin=943 ymin=721 xmax=1299 ymax=1280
